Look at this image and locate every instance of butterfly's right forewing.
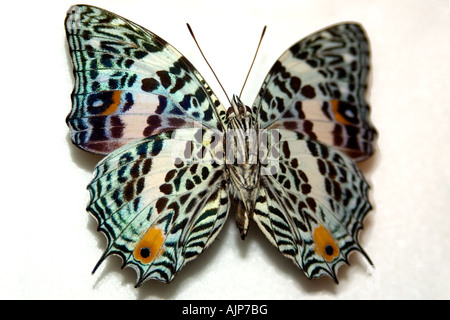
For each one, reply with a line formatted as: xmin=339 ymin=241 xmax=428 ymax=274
xmin=253 ymin=23 xmax=376 ymax=162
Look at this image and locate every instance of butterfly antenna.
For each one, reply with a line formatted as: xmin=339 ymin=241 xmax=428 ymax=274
xmin=186 ymin=23 xmax=232 ymax=106
xmin=239 ymin=25 xmax=267 ymax=99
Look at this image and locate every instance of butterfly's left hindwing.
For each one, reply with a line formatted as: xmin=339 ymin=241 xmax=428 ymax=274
xmin=253 ymin=130 xmax=371 ymax=281
xmin=65 ymin=5 xmax=227 ymax=155
xmin=88 ymin=129 xmax=228 ymax=284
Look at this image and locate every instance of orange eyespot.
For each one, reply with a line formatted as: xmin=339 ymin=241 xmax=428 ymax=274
xmin=313 ymin=225 xmax=340 ymax=262
xmin=100 ymin=90 xmax=122 ymax=116
xmin=330 ymin=99 xmax=353 ymax=126
xmin=133 ymin=226 xmax=165 ymax=264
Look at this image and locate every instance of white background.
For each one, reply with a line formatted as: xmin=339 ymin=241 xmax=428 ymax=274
xmin=1 ymin=0 xmax=449 ymax=299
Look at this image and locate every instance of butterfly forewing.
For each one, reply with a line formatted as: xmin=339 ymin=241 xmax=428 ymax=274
xmin=253 ymin=23 xmax=376 ymax=161
xmin=65 ymin=5 xmax=227 ymax=155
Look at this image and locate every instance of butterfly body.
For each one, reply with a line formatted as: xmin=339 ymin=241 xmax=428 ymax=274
xmin=224 ymin=96 xmax=261 ymax=238
xmin=66 ymin=5 xmax=376 ymax=285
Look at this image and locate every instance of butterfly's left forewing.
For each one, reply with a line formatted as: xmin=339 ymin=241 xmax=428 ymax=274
xmin=65 ymin=5 xmax=227 ymax=155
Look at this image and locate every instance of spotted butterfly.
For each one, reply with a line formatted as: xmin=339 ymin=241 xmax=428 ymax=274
xmin=65 ymin=4 xmax=376 ymax=286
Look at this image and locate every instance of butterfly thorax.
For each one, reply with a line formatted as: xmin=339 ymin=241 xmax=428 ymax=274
xmin=225 ymin=95 xmax=260 ymax=239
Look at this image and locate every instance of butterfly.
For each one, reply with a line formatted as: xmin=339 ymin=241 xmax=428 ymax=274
xmin=65 ymin=4 xmax=376 ymax=286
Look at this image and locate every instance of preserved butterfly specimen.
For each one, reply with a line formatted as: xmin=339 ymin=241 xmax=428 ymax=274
xmin=65 ymin=4 xmax=376 ymax=286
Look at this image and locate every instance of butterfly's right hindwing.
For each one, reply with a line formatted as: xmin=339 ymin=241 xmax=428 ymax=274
xmin=253 ymin=130 xmax=372 ymax=281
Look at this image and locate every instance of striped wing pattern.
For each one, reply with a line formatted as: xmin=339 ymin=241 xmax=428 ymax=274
xmin=254 ymin=130 xmax=371 ymax=281
xmin=253 ymin=23 xmax=376 ymax=161
xmin=88 ymin=129 xmax=228 ymax=284
xmin=65 ymin=5 xmax=226 ymax=155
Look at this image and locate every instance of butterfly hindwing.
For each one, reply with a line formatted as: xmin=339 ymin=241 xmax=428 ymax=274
xmin=88 ymin=129 xmax=228 ymax=284
xmin=253 ymin=130 xmax=371 ymax=281
xmin=253 ymin=23 xmax=376 ymax=161
xmin=65 ymin=5 xmax=227 ymax=155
